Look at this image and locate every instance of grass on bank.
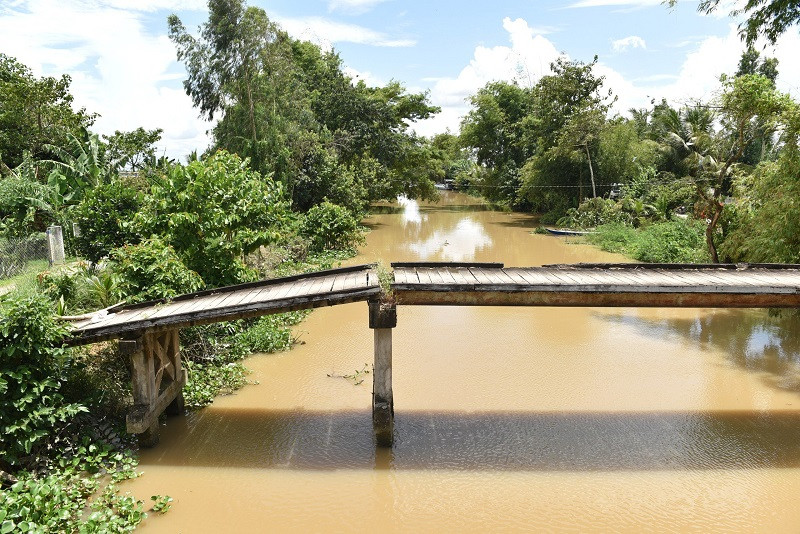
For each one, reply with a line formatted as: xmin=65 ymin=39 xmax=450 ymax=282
xmin=586 ymin=220 xmax=710 ymax=264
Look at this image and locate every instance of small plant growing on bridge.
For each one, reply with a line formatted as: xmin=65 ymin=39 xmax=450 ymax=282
xmin=376 ymin=262 xmax=395 ymax=304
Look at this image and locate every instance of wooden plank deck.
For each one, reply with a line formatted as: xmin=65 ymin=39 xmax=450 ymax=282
xmin=391 ymin=262 xmax=800 ymax=308
xmin=69 ymin=264 xmax=381 ymax=345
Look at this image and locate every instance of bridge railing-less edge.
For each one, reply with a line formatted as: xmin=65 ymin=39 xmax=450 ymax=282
xmin=63 ymin=262 xmax=800 ymax=448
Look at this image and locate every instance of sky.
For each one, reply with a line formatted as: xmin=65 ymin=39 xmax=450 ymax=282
xmin=2 ymin=0 xmax=800 ymax=161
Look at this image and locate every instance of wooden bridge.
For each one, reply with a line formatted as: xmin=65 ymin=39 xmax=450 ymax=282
xmin=67 ymin=262 xmax=800 ymax=447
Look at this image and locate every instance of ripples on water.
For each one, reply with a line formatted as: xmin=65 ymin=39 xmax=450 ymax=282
xmin=128 ymin=192 xmax=800 ymax=532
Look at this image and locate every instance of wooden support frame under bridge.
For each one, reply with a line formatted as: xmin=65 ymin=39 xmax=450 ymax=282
xmin=66 ymin=261 xmax=800 ymax=448
xmin=66 ymin=264 xmax=381 ymax=447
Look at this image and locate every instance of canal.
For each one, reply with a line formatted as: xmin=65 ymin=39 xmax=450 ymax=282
xmin=128 ymin=191 xmax=800 ymax=532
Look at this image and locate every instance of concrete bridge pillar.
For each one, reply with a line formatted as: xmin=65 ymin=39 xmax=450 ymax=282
xmin=369 ymin=301 xmax=397 ymax=447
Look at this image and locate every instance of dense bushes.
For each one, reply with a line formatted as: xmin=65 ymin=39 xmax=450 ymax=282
xmin=109 ymin=237 xmax=203 ymax=303
xmin=135 ymin=151 xmax=290 ymax=287
xmin=72 ymin=181 xmax=142 ymax=263
xmin=588 ymin=220 xmax=709 ymax=263
xmin=300 ymin=201 xmax=364 ymax=253
xmin=0 ymin=293 xmax=85 ymax=466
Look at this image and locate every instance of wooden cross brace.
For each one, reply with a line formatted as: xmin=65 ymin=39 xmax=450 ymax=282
xmin=120 ymin=328 xmax=186 ymax=447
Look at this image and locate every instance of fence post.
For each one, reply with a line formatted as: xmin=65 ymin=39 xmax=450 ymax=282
xmin=46 ymin=226 xmax=65 ymax=266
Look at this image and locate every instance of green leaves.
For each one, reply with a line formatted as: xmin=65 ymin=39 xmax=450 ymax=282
xmin=108 ymin=237 xmax=204 ymax=303
xmin=72 ymin=181 xmax=143 ymax=263
xmin=300 ymin=201 xmax=364 ymax=253
xmin=0 ymin=449 xmax=147 ymax=533
xmin=0 ymin=293 xmax=84 ymax=466
xmin=132 ymin=150 xmax=290 ymax=287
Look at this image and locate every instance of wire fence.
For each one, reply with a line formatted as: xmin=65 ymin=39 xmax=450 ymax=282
xmin=0 ymin=233 xmax=50 ymax=281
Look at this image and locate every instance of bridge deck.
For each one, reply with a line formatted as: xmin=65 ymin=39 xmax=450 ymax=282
xmin=69 ymin=264 xmax=380 ymax=344
xmin=391 ymin=263 xmax=800 ymax=308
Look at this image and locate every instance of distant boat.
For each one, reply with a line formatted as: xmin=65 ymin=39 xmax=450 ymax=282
xmin=545 ymin=227 xmax=595 ymax=236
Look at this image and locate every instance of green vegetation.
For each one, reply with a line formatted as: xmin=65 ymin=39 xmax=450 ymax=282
xmin=458 ymin=41 xmax=799 ymax=264
xmin=588 ymin=221 xmax=709 ymax=264
xmin=3 ymin=0 xmax=800 ymax=528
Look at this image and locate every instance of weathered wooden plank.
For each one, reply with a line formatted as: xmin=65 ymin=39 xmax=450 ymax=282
xmin=216 ymin=287 xmax=261 ymax=310
xmin=332 ymin=273 xmax=349 ymax=292
xmin=448 ymin=268 xmax=473 ymax=285
xmin=646 ymin=269 xmax=695 ymax=287
xmin=540 ymin=268 xmax=581 ymax=286
xmin=71 ymin=286 xmax=383 ymax=344
xmin=302 ymin=274 xmax=329 ymax=297
xmin=237 ymin=284 xmax=277 ymax=307
xmin=483 ymin=268 xmax=512 ymax=284
xmin=416 ymin=268 xmax=433 ymax=285
xmin=183 ymin=291 xmax=235 ymax=314
xmin=452 ymin=268 xmax=477 ymax=284
xmin=429 ymin=268 xmax=447 ymax=285
xmin=393 ymin=269 xmax=408 ymax=285
xmin=491 ymin=269 xmax=517 ymax=284
xmin=281 ymin=277 xmax=311 ymax=300
xmin=342 ymin=273 xmax=359 ymax=292
xmin=468 ymin=268 xmax=493 ymax=284
xmin=549 ymin=268 xmax=590 ymax=286
xmin=730 ymin=271 xmax=798 ymax=287
xmin=500 ymin=268 xmax=529 ymax=285
xmin=438 ymin=268 xmax=458 ymax=285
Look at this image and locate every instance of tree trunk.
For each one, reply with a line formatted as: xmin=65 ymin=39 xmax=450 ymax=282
xmin=705 ymin=192 xmax=724 ymax=264
xmin=245 ymin=77 xmax=259 ymax=168
xmin=585 ymin=142 xmax=597 ymax=198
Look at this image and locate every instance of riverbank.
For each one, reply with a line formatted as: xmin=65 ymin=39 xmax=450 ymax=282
xmin=0 ymin=245 xmax=360 ymax=531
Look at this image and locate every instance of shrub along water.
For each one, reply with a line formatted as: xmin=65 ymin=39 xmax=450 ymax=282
xmin=0 ymin=292 xmax=168 ymax=531
xmin=587 ymin=219 xmax=709 ymax=263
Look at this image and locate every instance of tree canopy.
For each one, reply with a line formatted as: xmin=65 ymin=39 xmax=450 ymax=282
xmin=668 ymin=0 xmax=800 ymax=45
xmin=168 ymin=0 xmax=440 ymax=212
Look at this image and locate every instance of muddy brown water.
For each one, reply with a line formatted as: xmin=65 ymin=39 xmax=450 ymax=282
xmin=128 ymin=192 xmax=800 ymax=532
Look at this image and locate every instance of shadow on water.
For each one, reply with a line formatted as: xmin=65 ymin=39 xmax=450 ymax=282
xmin=360 ymin=221 xmax=386 ymax=230
xmin=493 ymin=219 xmax=539 ymax=229
xmin=147 ymin=408 xmax=800 ymax=472
xmin=592 ymin=309 xmax=800 ymax=394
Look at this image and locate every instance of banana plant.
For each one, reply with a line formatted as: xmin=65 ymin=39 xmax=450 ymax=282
xmin=42 ymin=127 xmax=116 ymax=205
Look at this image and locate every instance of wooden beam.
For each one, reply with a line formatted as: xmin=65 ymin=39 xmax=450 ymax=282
xmin=393 ymin=289 xmax=800 ymax=308
xmin=69 ymin=286 xmax=382 ymax=345
xmin=126 ymin=369 xmax=187 ymax=434
xmin=369 ymin=301 xmax=397 ymax=447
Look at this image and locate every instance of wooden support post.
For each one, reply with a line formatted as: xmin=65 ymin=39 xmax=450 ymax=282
xmin=369 ymin=301 xmax=397 ymax=447
xmin=120 ymin=328 xmax=186 ymax=448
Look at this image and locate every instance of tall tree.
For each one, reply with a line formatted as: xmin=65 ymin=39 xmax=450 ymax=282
xmin=168 ymin=0 xmax=291 ymax=173
xmin=700 ymin=73 xmax=791 ymax=261
xmin=0 ymin=54 xmax=95 ymax=170
xmin=169 ymin=0 xmax=439 ymax=210
xmin=103 ymin=127 xmax=164 ymax=172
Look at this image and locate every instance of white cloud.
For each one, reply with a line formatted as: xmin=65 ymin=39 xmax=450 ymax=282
xmin=612 ymin=35 xmax=646 ymax=52
xmin=413 ymin=17 xmax=562 ymax=137
xmin=327 ymin=0 xmax=388 ymax=15
xmin=414 ymin=16 xmax=800 ymax=138
xmin=0 ymin=0 xmax=211 ymax=161
xmin=275 ymin=16 xmax=415 ymax=49
xmin=343 ymin=66 xmax=386 ymax=87
xmin=97 ymin=0 xmax=206 ymax=11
